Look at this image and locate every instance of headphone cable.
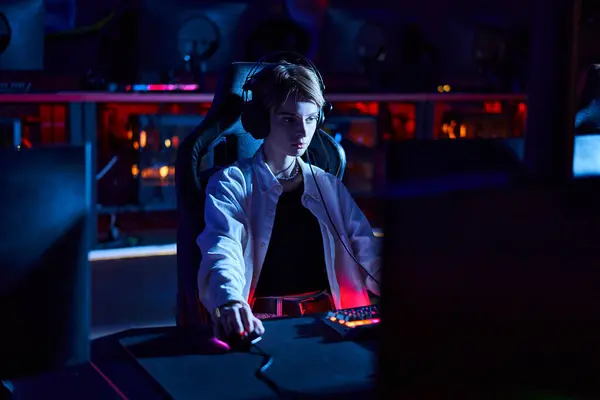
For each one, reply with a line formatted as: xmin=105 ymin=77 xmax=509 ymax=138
xmin=247 ymin=139 xmax=378 ymax=399
xmin=306 ymin=144 xmax=381 ymax=286
xmin=248 ymin=152 xmax=379 ymax=399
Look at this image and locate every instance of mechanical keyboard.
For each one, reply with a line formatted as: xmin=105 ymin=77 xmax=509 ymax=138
xmin=322 ymin=305 xmax=380 ymax=340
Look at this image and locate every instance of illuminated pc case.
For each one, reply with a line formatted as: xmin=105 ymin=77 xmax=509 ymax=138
xmin=98 ymin=114 xmax=203 ymax=210
xmin=0 ymin=118 xmax=21 ymax=149
xmin=437 ymin=101 xmax=527 ymax=140
xmin=133 ymin=114 xmax=204 ymax=208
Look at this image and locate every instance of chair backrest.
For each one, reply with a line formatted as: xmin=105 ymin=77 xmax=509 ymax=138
xmin=575 ymin=64 xmax=600 ymax=133
xmin=175 ymin=62 xmax=346 ymax=327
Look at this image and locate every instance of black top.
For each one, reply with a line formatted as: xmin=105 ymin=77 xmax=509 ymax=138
xmin=254 ymin=182 xmax=330 ymax=297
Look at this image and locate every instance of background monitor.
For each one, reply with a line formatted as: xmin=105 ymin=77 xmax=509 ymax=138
xmin=0 ymin=145 xmax=92 ymax=380
xmin=0 ymin=0 xmax=44 ymax=71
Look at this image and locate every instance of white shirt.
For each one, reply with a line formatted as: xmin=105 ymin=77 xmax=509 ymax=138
xmin=197 ymin=147 xmax=381 ymax=316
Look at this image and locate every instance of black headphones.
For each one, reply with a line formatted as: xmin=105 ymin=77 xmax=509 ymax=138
xmin=241 ymin=51 xmax=333 ymax=140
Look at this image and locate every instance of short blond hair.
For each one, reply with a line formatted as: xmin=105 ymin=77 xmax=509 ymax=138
xmin=249 ymin=62 xmax=325 ymax=110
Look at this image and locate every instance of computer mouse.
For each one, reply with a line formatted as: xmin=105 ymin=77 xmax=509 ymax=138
xmin=222 ymin=331 xmax=262 ymax=352
xmin=206 ymin=337 xmax=232 ymax=354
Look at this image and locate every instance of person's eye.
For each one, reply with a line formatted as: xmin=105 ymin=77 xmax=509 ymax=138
xmin=306 ymin=117 xmax=318 ymax=123
xmin=282 ymin=118 xmax=294 ymax=123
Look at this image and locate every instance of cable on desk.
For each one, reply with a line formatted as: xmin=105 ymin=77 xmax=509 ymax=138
xmin=251 ymin=343 xmax=283 ymax=397
xmin=89 ymin=362 xmax=130 ymax=400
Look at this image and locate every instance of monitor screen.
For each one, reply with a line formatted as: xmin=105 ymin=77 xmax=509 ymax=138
xmin=0 ymin=145 xmax=91 ymax=380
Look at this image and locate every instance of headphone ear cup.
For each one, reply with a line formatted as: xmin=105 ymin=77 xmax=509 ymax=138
xmin=319 ymin=101 xmax=333 ymax=127
xmin=242 ymin=101 xmax=270 ymax=140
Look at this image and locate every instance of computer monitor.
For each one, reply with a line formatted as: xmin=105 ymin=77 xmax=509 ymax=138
xmin=380 ymin=177 xmax=600 ymax=396
xmin=0 ymin=145 xmax=92 ymax=380
xmin=0 ymin=0 xmax=44 ymax=71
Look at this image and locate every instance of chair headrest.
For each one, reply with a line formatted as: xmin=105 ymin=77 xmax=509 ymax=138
xmin=192 ymin=62 xmax=278 ymax=140
xmin=217 ymin=62 xmax=278 ymax=96
xmin=214 ymin=62 xmax=256 ymax=101
xmin=577 ymin=64 xmax=600 ymax=111
xmin=576 ymin=64 xmax=600 ymax=133
xmin=176 ymin=62 xmax=273 ymax=200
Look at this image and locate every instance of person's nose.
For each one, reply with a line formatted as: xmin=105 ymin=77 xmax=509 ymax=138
xmin=295 ymin=121 xmax=309 ymax=138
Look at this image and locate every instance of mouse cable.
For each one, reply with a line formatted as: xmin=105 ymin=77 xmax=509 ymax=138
xmin=251 ymin=343 xmax=284 ymax=397
xmin=306 ymin=148 xmax=380 ymax=286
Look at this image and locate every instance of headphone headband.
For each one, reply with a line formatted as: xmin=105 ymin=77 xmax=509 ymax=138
xmin=242 ymin=51 xmax=326 ymax=99
xmin=241 ymin=51 xmax=331 ymax=140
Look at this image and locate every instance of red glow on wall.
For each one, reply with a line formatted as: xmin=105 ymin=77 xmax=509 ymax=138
xmin=355 ymin=102 xmax=379 ymax=115
xmin=484 ymin=101 xmax=502 ymax=113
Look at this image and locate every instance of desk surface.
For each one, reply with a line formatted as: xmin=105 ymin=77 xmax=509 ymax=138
xmin=9 ymin=363 xmax=125 ymax=400
xmin=115 ymin=315 xmax=376 ymax=400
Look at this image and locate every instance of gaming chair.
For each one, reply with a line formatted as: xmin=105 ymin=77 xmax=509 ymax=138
xmin=575 ymin=64 xmax=600 ymax=134
xmin=175 ymin=61 xmax=346 ymax=327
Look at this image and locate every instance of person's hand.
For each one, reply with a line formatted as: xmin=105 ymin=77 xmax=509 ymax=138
xmin=213 ymin=301 xmax=265 ymax=338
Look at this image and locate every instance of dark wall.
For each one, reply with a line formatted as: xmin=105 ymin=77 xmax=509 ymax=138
xmin=43 ymin=0 xmax=531 ymax=84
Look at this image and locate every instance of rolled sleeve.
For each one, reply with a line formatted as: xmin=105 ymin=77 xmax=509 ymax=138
xmin=197 ymin=167 xmax=250 ymax=315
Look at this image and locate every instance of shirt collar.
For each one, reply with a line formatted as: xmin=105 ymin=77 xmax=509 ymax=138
xmin=253 ymin=146 xmax=321 ymax=200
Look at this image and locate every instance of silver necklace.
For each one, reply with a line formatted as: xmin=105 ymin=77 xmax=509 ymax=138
xmin=277 ymin=161 xmax=300 ymax=181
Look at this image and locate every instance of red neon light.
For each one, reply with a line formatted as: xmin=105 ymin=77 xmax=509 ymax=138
xmin=484 ymin=101 xmax=502 ymax=113
xmin=0 ymin=93 xmax=527 ymax=104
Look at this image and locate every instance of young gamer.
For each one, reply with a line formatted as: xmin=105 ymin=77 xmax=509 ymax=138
xmin=197 ymin=56 xmax=381 ymax=339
